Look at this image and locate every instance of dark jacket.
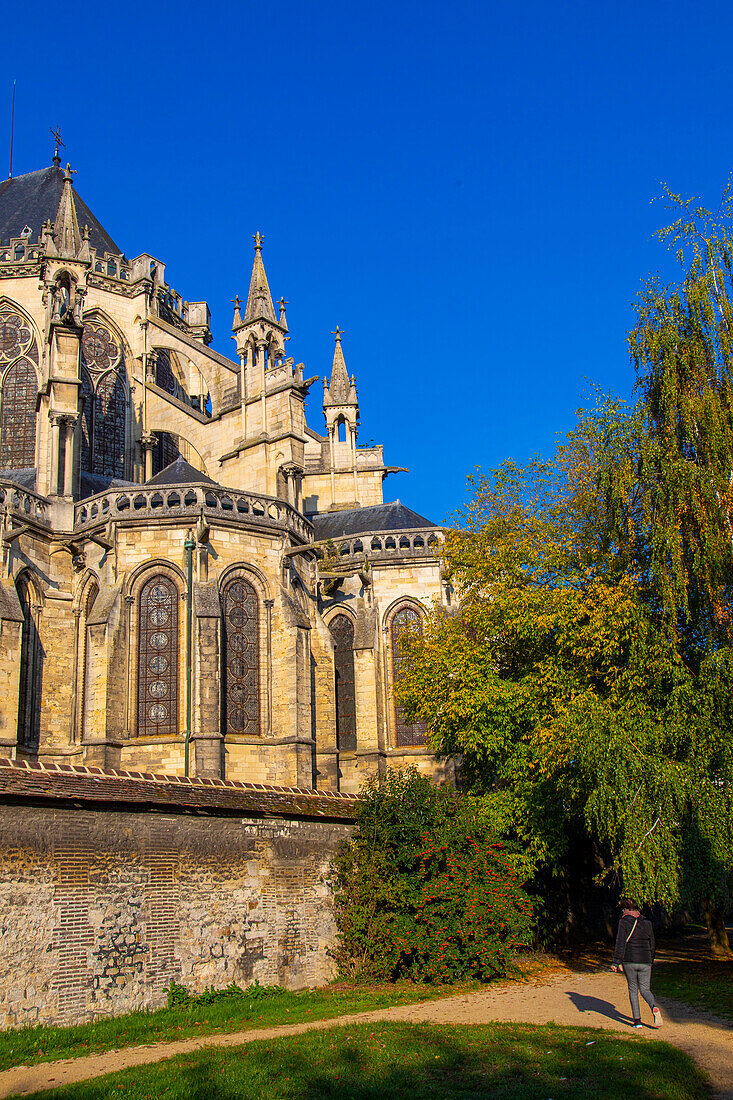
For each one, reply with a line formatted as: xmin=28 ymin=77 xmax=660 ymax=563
xmin=612 ymin=913 xmax=655 ymax=966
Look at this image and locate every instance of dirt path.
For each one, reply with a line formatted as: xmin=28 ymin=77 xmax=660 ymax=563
xmin=0 ymin=969 xmax=730 ymax=1099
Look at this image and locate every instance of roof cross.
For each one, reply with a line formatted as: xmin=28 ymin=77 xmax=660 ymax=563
xmin=332 ymin=325 xmax=345 ymax=342
xmin=50 ymin=126 xmax=65 ymax=166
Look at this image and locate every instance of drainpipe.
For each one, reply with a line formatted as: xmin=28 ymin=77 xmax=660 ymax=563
xmin=184 ymin=528 xmax=195 ymax=777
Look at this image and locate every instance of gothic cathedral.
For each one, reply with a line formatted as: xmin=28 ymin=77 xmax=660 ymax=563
xmin=0 ymin=154 xmax=453 ymax=792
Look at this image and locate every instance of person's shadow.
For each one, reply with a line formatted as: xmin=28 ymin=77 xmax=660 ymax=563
xmin=566 ymin=991 xmax=633 ymax=1025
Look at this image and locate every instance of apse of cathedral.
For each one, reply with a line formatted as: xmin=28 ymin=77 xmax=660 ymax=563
xmin=0 ymin=153 xmax=453 ymax=792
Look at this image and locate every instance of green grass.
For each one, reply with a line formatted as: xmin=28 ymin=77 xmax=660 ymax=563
xmin=655 ymin=957 xmax=733 ymax=1019
xmin=0 ymin=983 xmax=467 ymax=1072
xmin=23 ymin=1022 xmax=709 ymax=1100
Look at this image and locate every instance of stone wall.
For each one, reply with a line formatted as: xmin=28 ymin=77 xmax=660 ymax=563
xmin=0 ymin=760 xmax=354 ymax=1028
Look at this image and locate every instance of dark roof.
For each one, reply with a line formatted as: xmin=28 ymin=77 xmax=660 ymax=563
xmin=80 ymin=471 xmax=136 ymax=499
xmin=0 ymin=164 xmax=123 ymax=257
xmin=147 ymin=457 xmax=219 ymax=487
xmin=0 ymin=467 xmax=37 ymax=490
xmin=0 ymin=758 xmax=357 ymax=821
xmin=312 ymin=500 xmax=438 ymax=540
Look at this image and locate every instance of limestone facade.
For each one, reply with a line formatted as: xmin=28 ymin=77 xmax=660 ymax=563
xmin=0 ymin=156 xmax=453 ymax=792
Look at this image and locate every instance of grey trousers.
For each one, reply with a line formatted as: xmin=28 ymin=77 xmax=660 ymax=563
xmin=624 ymin=962 xmax=656 ymax=1019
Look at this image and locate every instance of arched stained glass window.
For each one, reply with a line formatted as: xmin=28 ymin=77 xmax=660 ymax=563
xmin=0 ymin=308 xmax=38 ymax=469
xmin=329 ymin=614 xmax=356 ymax=751
xmin=80 ymin=368 xmax=93 ymax=473
xmin=93 ymin=370 xmax=126 ymax=478
xmin=17 ymin=573 xmax=42 ymax=748
xmin=80 ymin=321 xmax=127 ymax=479
xmin=222 ymin=578 xmax=259 ymax=736
xmin=390 ymin=606 xmax=428 ymax=747
xmin=137 ymin=576 xmax=178 ymax=737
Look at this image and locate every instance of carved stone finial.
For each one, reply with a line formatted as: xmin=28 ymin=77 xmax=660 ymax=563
xmin=332 ymin=325 xmax=344 ymax=343
xmin=253 ymin=231 xmax=264 ymax=252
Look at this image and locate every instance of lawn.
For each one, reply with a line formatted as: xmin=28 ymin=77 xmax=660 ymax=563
xmin=654 ymin=957 xmax=733 ymax=1020
xmin=23 ymin=1021 xmax=709 ymax=1100
xmin=0 ymin=982 xmax=467 ymax=1072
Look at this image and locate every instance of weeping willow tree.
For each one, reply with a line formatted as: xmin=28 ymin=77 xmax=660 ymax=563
xmin=631 ymin=185 xmax=733 ymax=645
xmin=626 ymin=188 xmax=733 ymax=950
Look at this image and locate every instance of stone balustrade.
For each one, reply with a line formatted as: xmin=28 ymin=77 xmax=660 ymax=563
xmin=321 ymin=527 xmax=446 ymax=565
xmin=0 ymin=480 xmax=49 ymax=524
xmin=74 ymin=484 xmax=313 ymax=542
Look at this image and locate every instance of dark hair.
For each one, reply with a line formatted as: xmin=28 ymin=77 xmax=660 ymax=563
xmin=620 ymin=896 xmax=639 ymax=910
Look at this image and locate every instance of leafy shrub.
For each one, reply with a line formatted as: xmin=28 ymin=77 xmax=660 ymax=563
xmin=331 ymin=767 xmax=534 ymax=981
xmin=166 ymin=978 xmax=285 ymax=1009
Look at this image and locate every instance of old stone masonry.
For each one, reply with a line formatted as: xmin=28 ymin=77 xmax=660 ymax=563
xmin=0 ymin=150 xmax=452 ymax=1023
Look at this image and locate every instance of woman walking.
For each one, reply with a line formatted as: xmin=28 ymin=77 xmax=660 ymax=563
xmin=610 ymin=897 xmax=663 ymax=1028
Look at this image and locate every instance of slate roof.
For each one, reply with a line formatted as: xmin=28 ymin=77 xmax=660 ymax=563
xmin=0 ymin=758 xmax=357 ymax=821
xmin=0 ymin=164 xmax=123 ymax=257
xmin=146 ymin=456 xmax=219 ymax=487
xmin=0 ymin=467 xmax=37 ymax=490
xmin=312 ymin=500 xmax=438 ymax=540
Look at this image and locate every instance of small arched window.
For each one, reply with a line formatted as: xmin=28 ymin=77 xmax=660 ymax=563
xmin=78 ymin=581 xmax=99 ymax=741
xmin=16 ymin=573 xmax=42 ymax=748
xmin=222 ymin=577 xmax=260 ymax=736
xmin=137 ymin=576 xmax=179 ymax=737
xmin=329 ymin=614 xmax=356 ymax=751
xmin=390 ymin=605 xmax=428 ymax=747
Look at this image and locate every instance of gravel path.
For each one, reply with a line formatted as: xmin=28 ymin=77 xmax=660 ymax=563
xmin=0 ymin=967 xmax=730 ymax=1099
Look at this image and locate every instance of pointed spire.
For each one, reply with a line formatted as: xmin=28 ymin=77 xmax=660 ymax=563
xmin=231 ymin=294 xmax=242 ymax=330
xmin=327 ymin=326 xmax=351 ymax=404
xmin=244 ymin=231 xmax=276 ymax=323
xmin=278 ymin=296 xmax=289 ymax=330
xmin=53 ymin=163 xmax=81 ymax=258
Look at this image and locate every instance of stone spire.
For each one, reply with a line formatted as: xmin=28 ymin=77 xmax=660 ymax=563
xmin=324 ymin=326 xmax=351 ymax=406
xmin=244 ymin=232 xmax=276 ymax=323
xmin=53 ymin=163 xmax=82 ymax=259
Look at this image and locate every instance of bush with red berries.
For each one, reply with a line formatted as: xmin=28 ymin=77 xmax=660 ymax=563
xmin=330 ymin=768 xmax=534 ymax=981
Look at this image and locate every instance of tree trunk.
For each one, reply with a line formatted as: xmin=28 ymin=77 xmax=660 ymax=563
xmin=703 ymin=900 xmax=732 ymax=956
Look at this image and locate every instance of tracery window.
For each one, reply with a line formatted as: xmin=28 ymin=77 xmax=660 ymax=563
xmin=80 ymin=321 xmax=127 ymax=479
xmin=16 ymin=573 xmax=42 ymax=748
xmin=329 ymin=614 xmax=356 ymax=751
xmin=222 ymin=578 xmax=259 ymax=736
xmin=137 ymin=576 xmax=179 ymax=737
xmin=0 ymin=308 xmax=39 ymax=469
xmin=390 ymin=605 xmax=429 ymax=747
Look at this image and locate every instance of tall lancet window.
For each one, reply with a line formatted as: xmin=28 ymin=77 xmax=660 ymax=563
xmin=0 ymin=308 xmax=39 ymax=469
xmin=80 ymin=320 xmax=127 ymax=479
xmin=16 ymin=572 xmax=42 ymax=748
xmin=222 ymin=578 xmax=260 ymax=736
xmin=137 ymin=576 xmax=179 ymax=737
xmin=329 ymin=614 xmax=357 ymax=751
xmin=390 ymin=605 xmax=429 ymax=747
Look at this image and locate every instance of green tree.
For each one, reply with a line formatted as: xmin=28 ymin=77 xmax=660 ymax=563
xmin=398 ymin=381 xmax=733 ymax=950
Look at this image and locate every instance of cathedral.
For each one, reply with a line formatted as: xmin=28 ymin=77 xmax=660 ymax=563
xmin=0 ymin=151 xmax=453 ymax=793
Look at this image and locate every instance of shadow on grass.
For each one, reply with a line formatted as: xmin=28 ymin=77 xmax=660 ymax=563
xmin=31 ymin=1022 xmax=709 ymax=1100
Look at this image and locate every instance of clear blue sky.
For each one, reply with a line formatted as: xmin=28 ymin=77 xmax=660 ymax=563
xmin=6 ymin=0 xmax=733 ymax=522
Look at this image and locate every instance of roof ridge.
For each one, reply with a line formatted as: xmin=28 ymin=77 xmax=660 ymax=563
xmin=0 ymin=756 xmax=358 ymax=799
